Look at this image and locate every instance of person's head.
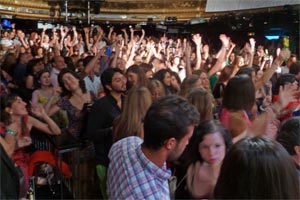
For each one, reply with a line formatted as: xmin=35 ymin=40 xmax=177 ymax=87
xmin=179 ymin=74 xmax=202 ymax=98
xmin=75 ymin=59 xmax=84 ymax=73
xmin=232 ymin=55 xmax=244 ymax=68
xmin=187 ymin=88 xmax=213 ymax=122
xmin=273 ymin=73 xmax=298 ymax=95
xmin=289 ymin=61 xmax=300 ymax=80
xmin=113 ymin=86 xmax=152 ymax=142
xmin=229 ymin=52 xmax=236 ymax=64
xmin=58 ymin=68 xmax=86 ymax=96
xmin=116 ymin=57 xmax=127 ymax=72
xmin=1 ymin=94 xmax=28 ymax=126
xmin=214 ymin=136 xmax=299 ymax=199
xmin=26 ymin=58 xmax=45 ymax=75
xmin=52 ymin=55 xmax=67 ymax=71
xmin=143 ymin=95 xmax=200 ymax=161
xmin=139 ymin=63 xmax=153 ymax=79
xmin=277 ymin=117 xmax=300 ymax=165
xmin=217 ymin=65 xmax=234 ymax=83
xmin=190 ymin=120 xmax=232 ymax=166
xmin=170 ymin=71 xmax=181 ymax=93
xmin=149 ymin=79 xmax=166 ymax=101
xmin=34 ymin=69 xmax=51 ymax=89
xmin=236 ymin=66 xmax=256 ymax=84
xmin=101 ymin=67 xmax=127 ymax=95
xmin=35 ymin=47 xmax=44 ymax=57
xmin=153 ymin=68 xmax=171 ymax=87
xmin=150 ymin=56 xmax=166 ymax=72
xmin=126 ymin=64 xmax=149 ymax=89
xmin=193 ymin=69 xmax=209 ymax=90
xmin=223 ymin=74 xmax=255 ymax=112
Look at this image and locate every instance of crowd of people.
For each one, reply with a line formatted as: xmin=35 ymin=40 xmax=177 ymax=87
xmin=0 ymin=21 xmax=299 ymax=199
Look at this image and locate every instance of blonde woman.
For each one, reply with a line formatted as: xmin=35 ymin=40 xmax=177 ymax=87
xmin=112 ymin=86 xmax=152 ymax=142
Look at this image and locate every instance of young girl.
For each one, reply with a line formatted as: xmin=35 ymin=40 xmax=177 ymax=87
xmin=185 ymin=120 xmax=232 ymax=199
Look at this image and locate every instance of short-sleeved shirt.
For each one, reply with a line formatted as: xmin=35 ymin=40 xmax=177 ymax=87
xmin=107 ymin=136 xmax=171 ymax=200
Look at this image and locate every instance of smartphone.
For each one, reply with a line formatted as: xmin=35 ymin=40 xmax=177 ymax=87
xmin=106 ymin=46 xmax=112 ymax=56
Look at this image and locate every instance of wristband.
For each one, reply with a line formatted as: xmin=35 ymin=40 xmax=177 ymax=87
xmin=6 ymin=129 xmax=16 ymax=136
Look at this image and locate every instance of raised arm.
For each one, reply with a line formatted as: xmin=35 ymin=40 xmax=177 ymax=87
xmin=254 ymin=48 xmax=291 ymax=91
xmin=208 ymin=34 xmax=229 ymax=76
xmin=108 ymin=26 xmax=114 ymax=41
xmin=192 ymin=33 xmax=202 ymax=70
xmin=248 ymin=38 xmax=256 ymax=67
xmin=185 ymin=41 xmax=192 ymax=77
xmin=29 ymin=104 xmax=61 ymax=135
xmin=121 ymin=28 xmax=129 ymax=45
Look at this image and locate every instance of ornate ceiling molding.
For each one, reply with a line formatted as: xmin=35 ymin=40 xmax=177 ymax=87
xmin=0 ymin=0 xmax=291 ymax=23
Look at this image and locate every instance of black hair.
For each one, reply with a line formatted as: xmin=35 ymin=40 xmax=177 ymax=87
xmin=101 ymin=67 xmax=123 ymax=94
xmin=214 ymin=136 xmax=299 ymax=199
xmin=273 ymin=73 xmax=296 ymax=95
xmin=143 ymin=95 xmax=199 ymax=150
xmin=222 ymin=74 xmax=255 ymax=112
xmin=277 ymin=117 xmax=300 ymax=155
xmin=189 ymin=120 xmax=232 ymax=164
xmin=58 ymin=68 xmax=87 ymax=97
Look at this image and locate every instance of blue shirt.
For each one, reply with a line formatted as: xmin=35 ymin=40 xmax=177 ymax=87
xmin=107 ymin=136 xmax=171 ymax=200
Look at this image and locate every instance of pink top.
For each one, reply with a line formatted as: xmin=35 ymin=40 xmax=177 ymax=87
xmin=220 ymin=108 xmax=251 ymax=129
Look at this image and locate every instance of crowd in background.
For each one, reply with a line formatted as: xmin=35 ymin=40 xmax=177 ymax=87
xmin=0 ymin=21 xmax=299 ymax=199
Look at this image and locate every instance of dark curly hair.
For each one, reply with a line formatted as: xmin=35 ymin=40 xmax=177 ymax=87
xmin=58 ymin=68 xmax=87 ymax=97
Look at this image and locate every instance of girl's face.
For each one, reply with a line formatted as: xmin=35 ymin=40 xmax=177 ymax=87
xmin=127 ymin=72 xmax=138 ymax=86
xmin=7 ymin=97 xmax=28 ymax=116
xmin=151 ymin=87 xmax=163 ymax=100
xmin=61 ymin=73 xmax=80 ymax=92
xmin=39 ymin=72 xmax=51 ymax=86
xmin=200 ymin=72 xmax=209 ymax=89
xmin=163 ymin=72 xmax=171 ymax=86
xmin=37 ymin=48 xmax=43 ymax=55
xmin=199 ymin=132 xmax=226 ymax=166
xmin=229 ymin=53 xmax=235 ymax=62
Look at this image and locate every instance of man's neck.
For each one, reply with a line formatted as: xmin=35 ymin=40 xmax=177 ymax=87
xmin=141 ymin=145 xmax=166 ymax=168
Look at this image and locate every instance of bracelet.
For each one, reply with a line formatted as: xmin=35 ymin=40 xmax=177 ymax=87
xmin=5 ymin=129 xmax=16 ymax=136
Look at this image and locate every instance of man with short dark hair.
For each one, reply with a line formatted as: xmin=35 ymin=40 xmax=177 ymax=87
xmin=87 ymin=67 xmax=126 ymax=198
xmin=107 ymin=95 xmax=199 ymax=199
xmin=277 ymin=117 xmax=300 ymax=178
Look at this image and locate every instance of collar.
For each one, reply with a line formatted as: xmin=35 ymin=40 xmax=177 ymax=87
xmin=136 ymin=145 xmax=171 ymax=181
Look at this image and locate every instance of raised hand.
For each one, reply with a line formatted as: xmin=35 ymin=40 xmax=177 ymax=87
xmin=219 ymin=34 xmax=229 ymax=48
xmin=31 ymin=103 xmax=47 ymax=119
xmin=278 ymin=84 xmax=297 ymax=109
xmin=17 ymin=136 xmax=32 ymax=148
xmin=278 ymin=48 xmax=291 ymax=60
xmin=192 ymin=34 xmax=202 ymax=46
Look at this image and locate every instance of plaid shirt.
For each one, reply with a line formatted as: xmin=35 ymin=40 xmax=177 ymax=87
xmin=107 ymin=136 xmax=171 ymax=200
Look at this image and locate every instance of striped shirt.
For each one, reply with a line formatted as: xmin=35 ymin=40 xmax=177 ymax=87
xmin=107 ymin=136 xmax=171 ymax=200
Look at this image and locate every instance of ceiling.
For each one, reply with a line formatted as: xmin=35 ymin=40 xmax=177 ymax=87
xmin=0 ymin=0 xmax=289 ymax=24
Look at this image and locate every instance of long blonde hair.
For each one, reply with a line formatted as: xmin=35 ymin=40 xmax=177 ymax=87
xmin=112 ymin=86 xmax=152 ymax=142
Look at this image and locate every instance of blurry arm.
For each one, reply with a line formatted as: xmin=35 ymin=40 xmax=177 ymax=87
xmin=192 ymin=34 xmax=202 ymax=70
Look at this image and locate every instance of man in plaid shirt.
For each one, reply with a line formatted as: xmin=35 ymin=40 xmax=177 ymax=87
xmin=107 ymin=95 xmax=200 ymax=199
